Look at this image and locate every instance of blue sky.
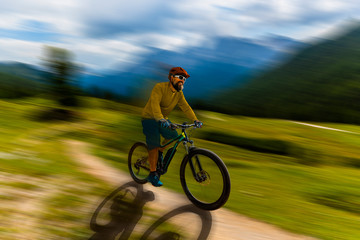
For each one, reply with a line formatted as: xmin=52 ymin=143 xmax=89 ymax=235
xmin=0 ymin=0 xmax=359 ymax=71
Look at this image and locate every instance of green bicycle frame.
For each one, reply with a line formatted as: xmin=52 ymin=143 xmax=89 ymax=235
xmin=161 ymin=130 xmax=187 ymax=145
xmin=158 ymin=131 xmax=188 ymax=173
xmin=160 ymin=129 xmax=205 ymax=182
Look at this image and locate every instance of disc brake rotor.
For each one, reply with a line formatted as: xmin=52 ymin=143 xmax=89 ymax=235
xmin=196 ymin=170 xmax=211 ymax=185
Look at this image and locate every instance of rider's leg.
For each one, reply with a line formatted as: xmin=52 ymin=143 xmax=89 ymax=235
xmin=141 ymin=119 xmax=161 ymax=171
xmin=147 ymin=147 xmax=163 ymax=187
xmin=148 ymin=147 xmax=159 ymax=172
xmin=159 ymin=123 xmax=178 ymax=154
xmin=141 ymin=119 xmax=163 ymax=186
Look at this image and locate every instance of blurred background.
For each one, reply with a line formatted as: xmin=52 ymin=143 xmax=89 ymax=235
xmin=1 ymin=1 xmax=360 ymax=239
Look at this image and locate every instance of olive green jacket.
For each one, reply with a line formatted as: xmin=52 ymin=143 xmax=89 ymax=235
xmin=142 ymin=82 xmax=198 ymax=122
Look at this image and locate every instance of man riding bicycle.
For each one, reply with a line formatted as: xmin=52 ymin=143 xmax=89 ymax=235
xmin=141 ymin=66 xmax=203 ymax=187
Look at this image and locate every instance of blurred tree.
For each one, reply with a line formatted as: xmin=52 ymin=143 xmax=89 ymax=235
xmin=43 ymin=46 xmax=80 ymax=106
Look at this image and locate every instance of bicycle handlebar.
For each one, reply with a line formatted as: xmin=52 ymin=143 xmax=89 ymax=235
xmin=171 ymin=123 xmax=197 ymax=129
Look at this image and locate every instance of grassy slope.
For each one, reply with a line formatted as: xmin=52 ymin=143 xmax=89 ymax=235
xmin=1 ymin=97 xmax=360 ymax=239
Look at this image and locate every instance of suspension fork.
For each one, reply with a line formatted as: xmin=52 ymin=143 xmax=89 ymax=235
xmin=187 ymin=149 xmax=205 ymax=182
xmin=181 ymin=128 xmax=205 ymax=181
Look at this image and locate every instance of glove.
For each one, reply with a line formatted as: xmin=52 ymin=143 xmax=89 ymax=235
xmin=194 ymin=120 xmax=203 ymax=128
xmin=159 ymin=119 xmax=171 ymax=128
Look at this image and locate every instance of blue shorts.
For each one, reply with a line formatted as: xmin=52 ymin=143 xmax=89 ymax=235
xmin=142 ymin=119 xmax=178 ymax=150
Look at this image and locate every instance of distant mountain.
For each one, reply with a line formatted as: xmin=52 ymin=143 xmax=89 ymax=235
xmin=80 ymin=35 xmax=306 ymax=101
xmin=213 ymin=22 xmax=360 ymax=124
xmin=0 ymin=62 xmax=46 ymax=83
xmin=0 ymin=35 xmax=306 ymax=102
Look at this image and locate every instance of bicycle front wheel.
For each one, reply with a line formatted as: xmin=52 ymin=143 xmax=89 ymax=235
xmin=128 ymin=142 xmax=150 ymax=184
xmin=180 ymin=149 xmax=231 ymax=210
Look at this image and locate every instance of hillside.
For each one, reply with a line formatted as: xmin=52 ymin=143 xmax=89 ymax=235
xmin=0 ymin=71 xmax=43 ymax=98
xmin=213 ymin=22 xmax=360 ymax=124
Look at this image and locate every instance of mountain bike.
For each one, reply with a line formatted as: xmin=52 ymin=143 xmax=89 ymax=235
xmin=128 ymin=123 xmax=231 ymax=210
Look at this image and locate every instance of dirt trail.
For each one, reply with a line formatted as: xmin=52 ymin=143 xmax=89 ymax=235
xmin=66 ymin=140 xmax=318 ymax=240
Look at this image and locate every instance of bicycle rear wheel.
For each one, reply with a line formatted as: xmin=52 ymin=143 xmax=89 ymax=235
xmin=128 ymin=142 xmax=150 ymax=184
xmin=180 ymin=149 xmax=231 ymax=210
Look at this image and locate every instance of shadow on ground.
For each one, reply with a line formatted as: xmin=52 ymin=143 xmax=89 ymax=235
xmin=89 ymin=181 xmax=212 ymax=240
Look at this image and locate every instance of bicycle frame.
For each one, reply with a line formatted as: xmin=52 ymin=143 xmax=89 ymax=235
xmin=157 ymin=131 xmax=187 ymax=174
xmin=159 ymin=131 xmax=186 ymax=149
xmin=157 ymin=125 xmax=201 ymax=178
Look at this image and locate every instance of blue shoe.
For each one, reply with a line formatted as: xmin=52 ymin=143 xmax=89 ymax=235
xmin=147 ymin=172 xmax=163 ymax=187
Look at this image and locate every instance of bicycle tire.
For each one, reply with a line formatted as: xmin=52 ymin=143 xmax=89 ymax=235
xmin=180 ymin=148 xmax=231 ymax=210
xmin=128 ymin=142 xmax=149 ymax=184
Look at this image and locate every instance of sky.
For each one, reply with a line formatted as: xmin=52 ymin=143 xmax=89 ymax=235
xmin=0 ymin=0 xmax=359 ymax=71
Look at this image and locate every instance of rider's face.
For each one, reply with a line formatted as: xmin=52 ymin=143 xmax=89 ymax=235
xmin=171 ymin=75 xmax=185 ymax=92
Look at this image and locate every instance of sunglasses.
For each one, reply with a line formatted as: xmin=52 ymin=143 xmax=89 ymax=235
xmin=173 ymin=75 xmax=187 ymax=81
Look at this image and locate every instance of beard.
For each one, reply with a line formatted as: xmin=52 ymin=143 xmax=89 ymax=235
xmin=172 ymin=82 xmax=184 ymax=92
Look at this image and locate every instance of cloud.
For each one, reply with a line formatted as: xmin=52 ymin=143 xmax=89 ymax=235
xmin=0 ymin=0 xmax=359 ymax=70
xmin=2 ymin=0 xmax=360 ymax=38
xmin=0 ymin=38 xmax=43 ymax=64
xmin=79 ymin=0 xmax=175 ymax=37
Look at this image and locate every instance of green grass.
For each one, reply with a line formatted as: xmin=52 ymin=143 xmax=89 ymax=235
xmin=2 ymin=97 xmax=360 ymax=239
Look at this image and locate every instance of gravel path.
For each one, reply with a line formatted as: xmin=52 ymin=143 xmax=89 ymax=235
xmin=66 ymin=140 xmax=318 ymax=240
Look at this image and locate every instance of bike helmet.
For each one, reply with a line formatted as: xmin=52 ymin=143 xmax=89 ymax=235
xmin=168 ymin=67 xmax=190 ymax=80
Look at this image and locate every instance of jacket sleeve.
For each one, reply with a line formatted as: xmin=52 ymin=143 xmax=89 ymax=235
xmin=150 ymin=84 xmax=164 ymax=121
xmin=177 ymin=93 xmax=198 ymax=122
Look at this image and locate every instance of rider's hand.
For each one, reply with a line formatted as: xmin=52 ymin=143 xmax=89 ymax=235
xmin=159 ymin=119 xmax=171 ymax=128
xmin=194 ymin=120 xmax=203 ymax=128
xmin=170 ymin=123 xmax=178 ymax=130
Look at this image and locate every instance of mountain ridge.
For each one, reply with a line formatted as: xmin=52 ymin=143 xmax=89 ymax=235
xmin=79 ymin=35 xmax=306 ymax=100
xmin=211 ymin=23 xmax=360 ymax=124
